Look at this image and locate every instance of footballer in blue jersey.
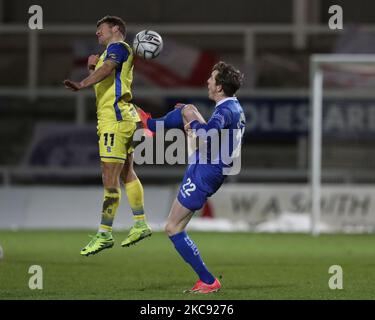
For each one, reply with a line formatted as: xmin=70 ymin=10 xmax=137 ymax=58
xmin=179 ymin=96 xmax=245 ymax=211
xmin=137 ymin=61 xmax=245 ymax=293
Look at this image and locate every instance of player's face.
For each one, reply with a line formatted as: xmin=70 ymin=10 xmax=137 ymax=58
xmin=207 ymin=70 xmax=220 ymax=100
xmin=96 ymin=23 xmax=114 ymax=45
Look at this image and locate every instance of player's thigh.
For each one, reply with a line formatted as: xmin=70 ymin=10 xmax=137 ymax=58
xmin=178 ymin=164 xmax=224 ymax=212
xmin=177 ymin=165 xmax=209 ymax=212
xmin=120 ymin=121 xmax=139 ymax=156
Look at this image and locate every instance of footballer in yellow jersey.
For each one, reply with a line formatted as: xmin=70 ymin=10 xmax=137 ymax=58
xmin=94 ymin=40 xmax=140 ymax=162
xmin=64 ymin=16 xmax=151 ymax=256
xmin=94 ymin=41 xmax=139 ymax=125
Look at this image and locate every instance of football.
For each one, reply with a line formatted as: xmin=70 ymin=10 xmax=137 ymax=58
xmin=133 ymin=30 xmax=163 ymax=60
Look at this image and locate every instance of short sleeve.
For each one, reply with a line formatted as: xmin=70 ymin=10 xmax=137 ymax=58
xmin=104 ymin=43 xmax=129 ymax=65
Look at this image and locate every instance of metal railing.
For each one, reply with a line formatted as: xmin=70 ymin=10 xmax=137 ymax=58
xmin=1 ymin=165 xmax=372 ymax=187
xmin=1 ymin=22 xmax=374 ymax=97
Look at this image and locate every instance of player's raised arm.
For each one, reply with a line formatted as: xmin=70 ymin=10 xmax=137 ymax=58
xmin=87 ymin=54 xmax=100 ymax=75
xmin=63 ymin=59 xmax=117 ymax=91
xmin=186 ymin=106 xmax=232 ymax=133
xmin=80 ymin=60 xmax=118 ymax=87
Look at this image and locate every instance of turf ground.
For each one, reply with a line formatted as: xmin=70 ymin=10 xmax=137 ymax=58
xmin=0 ymin=231 xmax=374 ymax=300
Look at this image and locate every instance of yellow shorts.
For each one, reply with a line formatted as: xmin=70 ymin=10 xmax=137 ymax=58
xmin=98 ymin=121 xmax=138 ymax=163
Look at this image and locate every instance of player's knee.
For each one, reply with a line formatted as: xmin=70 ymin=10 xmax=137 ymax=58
xmin=164 ymin=221 xmax=177 ymax=236
xmin=102 ymin=170 xmax=118 ymax=187
xmin=102 ymin=170 xmax=110 ymax=185
xmin=102 ymin=163 xmax=123 ymax=187
xmin=102 ymin=172 xmax=108 ymax=185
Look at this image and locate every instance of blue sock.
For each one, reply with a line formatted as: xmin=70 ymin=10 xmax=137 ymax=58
xmin=147 ymin=107 xmax=184 ymax=132
xmin=169 ymin=231 xmax=215 ymax=284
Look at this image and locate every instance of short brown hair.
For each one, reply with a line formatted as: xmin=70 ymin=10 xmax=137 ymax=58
xmin=213 ymin=61 xmax=244 ymax=97
xmin=97 ymin=15 xmax=126 ymax=38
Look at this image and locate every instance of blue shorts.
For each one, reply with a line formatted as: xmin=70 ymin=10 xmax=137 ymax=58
xmin=177 ymin=164 xmax=225 ymax=211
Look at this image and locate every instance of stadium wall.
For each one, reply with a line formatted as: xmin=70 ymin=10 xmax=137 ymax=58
xmin=0 ymin=186 xmax=173 ymax=231
xmin=1 ymin=184 xmax=374 ymax=233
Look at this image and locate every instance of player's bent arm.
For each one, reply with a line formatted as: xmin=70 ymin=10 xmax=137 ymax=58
xmin=87 ymin=54 xmax=99 ymax=75
xmin=182 ymin=104 xmax=206 ymax=126
xmin=79 ymin=60 xmax=117 ymax=88
xmin=190 ymin=108 xmax=233 ymax=134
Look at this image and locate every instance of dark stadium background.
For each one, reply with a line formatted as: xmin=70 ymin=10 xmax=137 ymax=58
xmin=1 ymin=0 xmax=375 ymax=300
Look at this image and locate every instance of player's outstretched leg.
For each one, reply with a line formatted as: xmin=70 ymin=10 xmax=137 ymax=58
xmin=136 ymin=105 xmax=183 ymax=133
xmin=135 ymin=107 xmax=155 ymax=137
xmin=136 ymin=104 xmax=206 ymax=134
xmin=120 ymin=153 xmax=152 ymax=247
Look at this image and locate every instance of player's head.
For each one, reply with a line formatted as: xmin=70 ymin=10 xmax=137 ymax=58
xmin=96 ymin=15 xmax=126 ymax=45
xmin=207 ymin=61 xmax=243 ymax=101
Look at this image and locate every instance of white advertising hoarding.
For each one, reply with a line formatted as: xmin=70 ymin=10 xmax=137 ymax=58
xmin=0 ymin=186 xmax=173 ymax=230
xmin=208 ymin=184 xmax=375 ymax=232
xmin=1 ymin=184 xmax=375 ymax=232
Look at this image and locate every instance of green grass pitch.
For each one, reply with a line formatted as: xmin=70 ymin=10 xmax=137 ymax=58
xmin=0 ymin=231 xmax=375 ymax=299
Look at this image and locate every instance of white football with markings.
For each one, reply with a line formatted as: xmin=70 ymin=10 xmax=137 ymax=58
xmin=133 ymin=30 xmax=163 ymax=60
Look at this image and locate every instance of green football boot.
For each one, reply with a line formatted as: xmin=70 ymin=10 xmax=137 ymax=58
xmin=80 ymin=232 xmax=114 ymax=256
xmin=121 ymin=221 xmax=152 ymax=247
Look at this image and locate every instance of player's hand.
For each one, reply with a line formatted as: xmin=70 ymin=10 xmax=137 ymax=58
xmin=63 ymin=79 xmax=83 ymax=91
xmin=174 ymin=103 xmax=186 ymax=109
xmin=87 ymin=54 xmax=99 ymax=70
